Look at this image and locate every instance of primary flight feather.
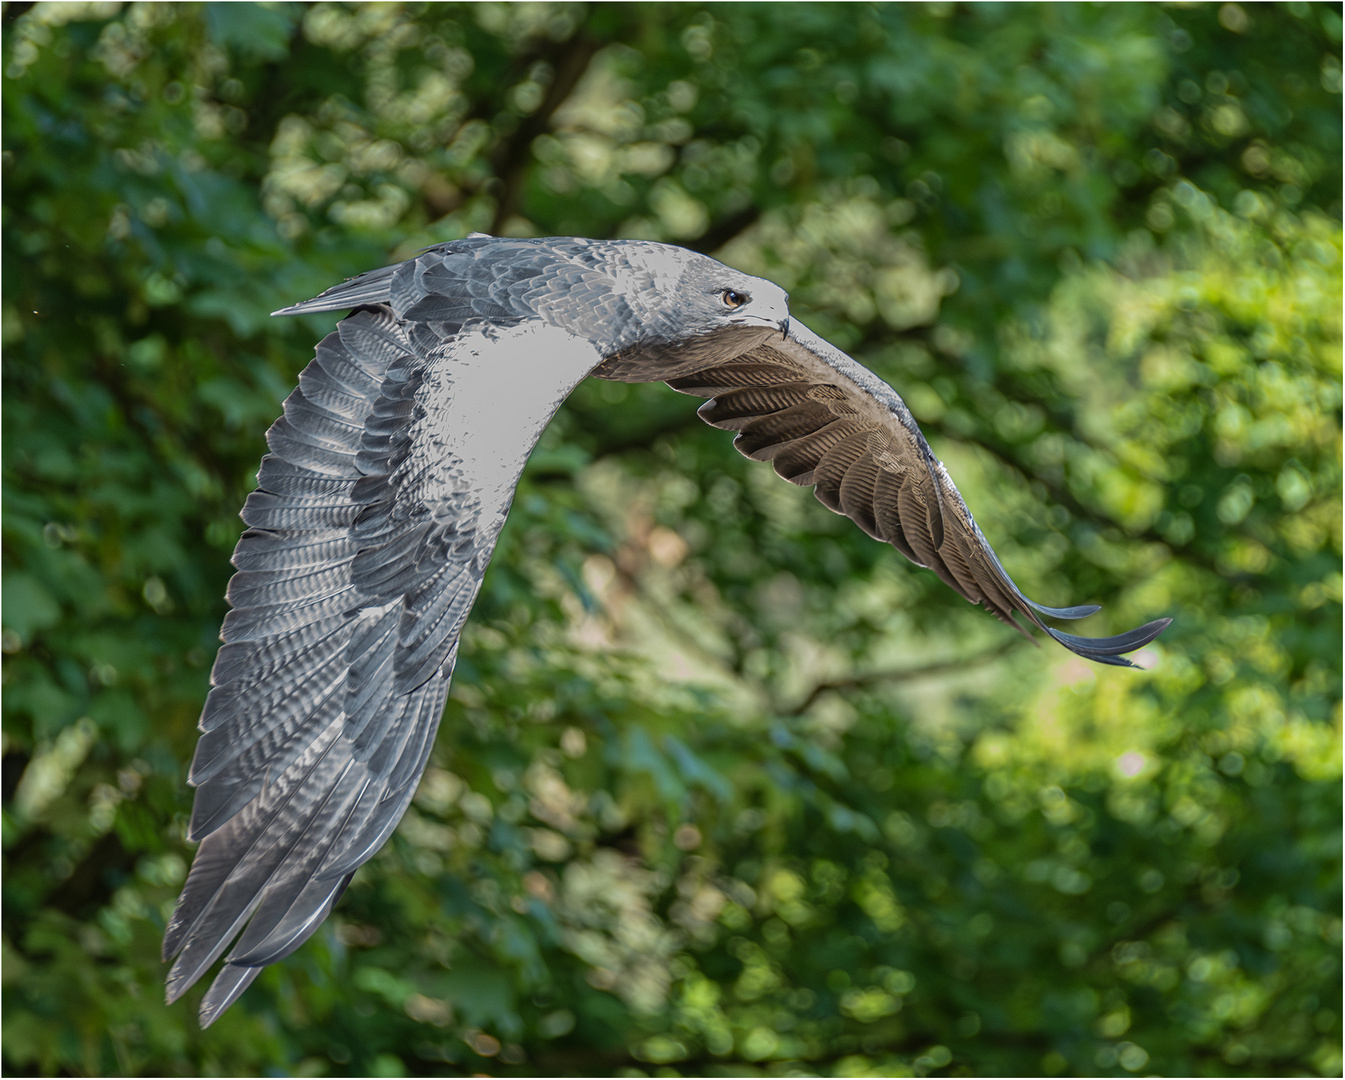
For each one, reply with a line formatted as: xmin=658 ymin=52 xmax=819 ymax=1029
xmin=164 ymin=234 xmax=1171 ymax=1024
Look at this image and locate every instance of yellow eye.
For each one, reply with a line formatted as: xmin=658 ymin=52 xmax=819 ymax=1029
xmin=721 ymin=289 xmax=749 ymax=309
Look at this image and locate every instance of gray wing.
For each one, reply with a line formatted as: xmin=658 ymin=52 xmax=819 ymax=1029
xmin=164 ymin=288 xmax=601 ymax=1025
xmin=670 ymin=320 xmax=1171 ymax=666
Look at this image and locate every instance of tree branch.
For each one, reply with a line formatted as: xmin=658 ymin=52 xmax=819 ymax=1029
xmin=785 ymin=637 xmax=1023 ymax=715
xmin=487 ymin=27 xmax=607 ymax=233
xmin=2 ymin=2 xmax=37 ymax=27
xmin=690 ymin=204 xmax=763 ymax=255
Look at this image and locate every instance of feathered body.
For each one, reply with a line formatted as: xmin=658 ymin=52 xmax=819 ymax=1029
xmin=165 ymin=235 xmax=1169 ymax=1025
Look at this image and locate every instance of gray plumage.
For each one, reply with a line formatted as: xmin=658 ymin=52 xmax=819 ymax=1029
xmin=164 ymin=235 xmax=1170 ymax=1025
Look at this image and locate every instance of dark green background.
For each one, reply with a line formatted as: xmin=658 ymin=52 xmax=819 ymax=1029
xmin=3 ymin=3 xmax=1340 ymax=1076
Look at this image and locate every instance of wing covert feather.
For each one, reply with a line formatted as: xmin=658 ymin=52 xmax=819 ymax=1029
xmin=673 ymin=320 xmax=1171 ymax=667
xmin=166 ymin=290 xmax=600 ymax=1025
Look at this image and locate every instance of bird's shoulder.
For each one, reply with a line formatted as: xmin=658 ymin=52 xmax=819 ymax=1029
xmin=274 ymin=235 xmax=651 ymax=323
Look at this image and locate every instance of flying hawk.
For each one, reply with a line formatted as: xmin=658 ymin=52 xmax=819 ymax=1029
xmin=163 ymin=235 xmax=1171 ymax=1025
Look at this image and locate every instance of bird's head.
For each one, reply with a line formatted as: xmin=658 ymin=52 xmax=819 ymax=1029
xmin=675 ymin=257 xmax=791 ymax=341
xmin=592 ymin=242 xmax=791 ymax=381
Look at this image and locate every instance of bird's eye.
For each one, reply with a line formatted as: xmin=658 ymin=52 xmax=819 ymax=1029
xmin=721 ymin=289 xmax=749 ymax=309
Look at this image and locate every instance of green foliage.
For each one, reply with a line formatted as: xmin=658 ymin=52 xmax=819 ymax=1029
xmin=2 ymin=3 xmax=1339 ymax=1077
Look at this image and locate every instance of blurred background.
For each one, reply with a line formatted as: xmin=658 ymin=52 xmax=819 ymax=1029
xmin=2 ymin=3 xmax=1340 ymax=1076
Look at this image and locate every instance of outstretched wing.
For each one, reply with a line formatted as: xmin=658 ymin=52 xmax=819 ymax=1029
xmin=164 ymin=298 xmax=601 ymax=1026
xmin=670 ymin=319 xmax=1171 ymax=666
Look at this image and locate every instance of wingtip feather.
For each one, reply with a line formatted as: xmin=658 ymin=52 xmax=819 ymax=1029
xmin=199 ymin=964 xmax=263 ymax=1028
xmin=1026 ymin=600 xmax=1102 ymax=620
xmin=1045 ymin=616 xmax=1173 ymax=665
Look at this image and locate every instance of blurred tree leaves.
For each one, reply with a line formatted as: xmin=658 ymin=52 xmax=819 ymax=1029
xmin=2 ymin=2 xmax=1340 ymax=1077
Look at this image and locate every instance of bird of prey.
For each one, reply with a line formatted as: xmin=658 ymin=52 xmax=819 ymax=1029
xmin=163 ymin=234 xmax=1170 ymax=1025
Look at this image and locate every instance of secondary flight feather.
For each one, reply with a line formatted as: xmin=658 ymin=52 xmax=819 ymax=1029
xmin=164 ymin=234 xmax=1171 ymax=1024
